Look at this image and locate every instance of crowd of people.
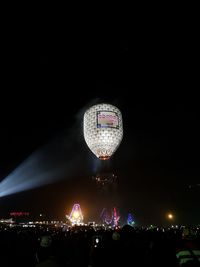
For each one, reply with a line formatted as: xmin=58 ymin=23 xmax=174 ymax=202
xmin=0 ymin=223 xmax=199 ymax=266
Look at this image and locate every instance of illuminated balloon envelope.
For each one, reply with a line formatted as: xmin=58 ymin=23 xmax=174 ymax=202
xmin=100 ymin=208 xmax=113 ymax=225
xmin=83 ymin=103 xmax=123 ymax=160
xmin=127 ymin=213 xmax=135 ymax=226
xmin=69 ymin=204 xmax=83 ymax=225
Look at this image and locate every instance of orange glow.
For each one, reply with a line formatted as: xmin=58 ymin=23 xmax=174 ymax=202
xmin=99 ymin=155 xmax=110 ymax=160
xmin=168 ymin=213 xmax=173 ymax=219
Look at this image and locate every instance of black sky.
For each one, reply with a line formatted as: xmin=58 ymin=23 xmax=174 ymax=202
xmin=0 ymin=16 xmax=199 ymax=225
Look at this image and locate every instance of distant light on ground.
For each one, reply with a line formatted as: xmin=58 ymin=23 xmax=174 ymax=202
xmin=168 ymin=213 xmax=173 ymax=219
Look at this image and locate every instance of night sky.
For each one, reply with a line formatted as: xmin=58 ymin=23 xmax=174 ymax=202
xmin=0 ymin=18 xmax=199 ymax=225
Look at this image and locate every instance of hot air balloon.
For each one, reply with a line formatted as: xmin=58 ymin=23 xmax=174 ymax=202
xmin=83 ymin=103 xmax=123 ymax=160
xmin=68 ymin=204 xmax=83 ymax=225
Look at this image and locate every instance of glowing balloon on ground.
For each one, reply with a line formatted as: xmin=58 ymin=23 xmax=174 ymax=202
xmin=83 ymin=103 xmax=123 ymax=160
xmin=69 ymin=204 xmax=83 ymax=225
xmin=127 ymin=213 xmax=135 ymax=226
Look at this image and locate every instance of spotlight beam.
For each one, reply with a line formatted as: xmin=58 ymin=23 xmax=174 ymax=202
xmin=0 ymin=124 xmax=82 ymax=197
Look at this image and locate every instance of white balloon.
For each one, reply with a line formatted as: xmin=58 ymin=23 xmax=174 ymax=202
xmin=83 ymin=103 xmax=123 ymax=160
